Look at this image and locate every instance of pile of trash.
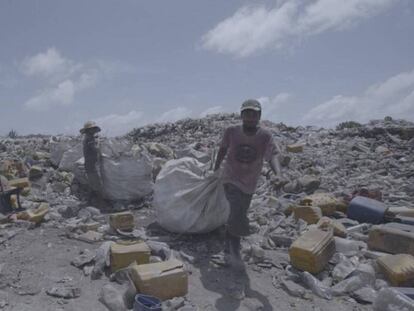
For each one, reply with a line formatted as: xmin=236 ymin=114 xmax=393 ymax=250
xmin=127 ymin=114 xmax=414 ymax=309
xmin=0 ymin=113 xmax=414 ymax=310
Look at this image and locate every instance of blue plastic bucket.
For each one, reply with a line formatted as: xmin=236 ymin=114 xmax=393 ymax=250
xmin=133 ymin=294 xmax=162 ymax=311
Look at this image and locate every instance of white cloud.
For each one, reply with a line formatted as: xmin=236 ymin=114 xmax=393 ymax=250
xmin=21 ymin=48 xmax=76 ymax=78
xmin=200 ymin=106 xmax=224 ymax=117
xmin=258 ymin=93 xmax=292 ymax=121
xmin=93 ymin=110 xmax=145 ymax=136
xmin=22 ymin=48 xmax=127 ymax=111
xmin=303 ymin=69 xmax=414 ymax=126
xmin=202 ymin=0 xmax=397 ymax=57
xmin=156 ymin=107 xmax=193 ymax=123
xmin=24 ymin=80 xmax=75 ymax=110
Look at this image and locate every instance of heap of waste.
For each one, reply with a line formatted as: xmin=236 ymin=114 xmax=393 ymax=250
xmin=0 ymin=114 xmax=413 ymax=310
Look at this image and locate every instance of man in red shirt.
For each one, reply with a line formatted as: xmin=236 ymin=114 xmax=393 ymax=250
xmin=214 ymin=99 xmax=282 ymax=272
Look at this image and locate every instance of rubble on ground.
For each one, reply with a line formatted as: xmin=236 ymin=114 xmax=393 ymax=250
xmin=0 ymin=114 xmax=414 ymax=310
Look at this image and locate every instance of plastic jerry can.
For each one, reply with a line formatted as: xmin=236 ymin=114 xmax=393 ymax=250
xmin=368 ymin=225 xmax=414 ymax=256
xmin=293 ymin=205 xmax=322 ymax=224
xmin=384 ymin=222 xmax=414 ymax=233
xmin=377 ymin=254 xmax=414 ymax=286
xmin=387 ymin=207 xmax=414 ymax=218
xmin=289 ymin=229 xmax=335 ymax=274
xmin=110 ymin=241 xmax=150 ymax=272
xmin=130 ymin=258 xmax=188 ymax=301
xmin=301 ymin=193 xmax=341 ymax=216
xmin=347 ymin=196 xmax=387 ymax=224
xmin=109 ymin=211 xmax=135 ymax=231
xmin=16 ymin=202 xmax=49 ymax=224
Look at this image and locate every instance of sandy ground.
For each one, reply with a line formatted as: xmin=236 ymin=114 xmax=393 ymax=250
xmin=0 ymin=208 xmax=372 ymax=311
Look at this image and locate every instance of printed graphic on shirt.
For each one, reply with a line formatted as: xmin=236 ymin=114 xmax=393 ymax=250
xmin=235 ymin=144 xmax=258 ymax=163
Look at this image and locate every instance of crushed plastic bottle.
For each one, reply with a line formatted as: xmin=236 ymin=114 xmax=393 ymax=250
xmin=346 ymin=223 xmax=371 ymax=233
xmin=334 ymin=237 xmax=367 ymax=254
xmin=373 ymin=288 xmax=414 ymax=311
xmin=301 ymin=271 xmax=332 ymax=300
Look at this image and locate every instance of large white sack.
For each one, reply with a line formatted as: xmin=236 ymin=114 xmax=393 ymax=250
xmin=74 ymin=154 xmax=153 ymax=201
xmin=59 ymin=143 xmax=83 ymax=171
xmin=154 ymin=157 xmax=230 ymax=234
xmin=101 ymin=154 xmax=153 ymax=201
xmin=50 ymin=140 xmax=76 ymax=167
xmin=58 ymin=138 xmax=131 ymax=172
xmin=72 ymin=139 xmax=154 ymax=201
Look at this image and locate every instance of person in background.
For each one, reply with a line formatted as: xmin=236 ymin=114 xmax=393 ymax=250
xmin=80 ymin=121 xmax=105 ymax=209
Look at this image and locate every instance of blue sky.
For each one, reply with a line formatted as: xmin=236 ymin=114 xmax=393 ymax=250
xmin=1 ymin=0 xmax=413 ymax=136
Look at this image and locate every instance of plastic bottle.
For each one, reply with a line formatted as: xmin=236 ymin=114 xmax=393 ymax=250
xmin=334 ymin=237 xmax=367 ymax=253
xmin=373 ymin=288 xmax=414 ymax=311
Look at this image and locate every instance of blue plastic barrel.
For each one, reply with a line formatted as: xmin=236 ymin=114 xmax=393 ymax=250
xmin=347 ymin=196 xmax=387 ymax=224
xmin=133 ymin=294 xmax=162 ymax=311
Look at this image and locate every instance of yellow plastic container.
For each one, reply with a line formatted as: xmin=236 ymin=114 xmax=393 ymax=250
xmin=130 ymin=258 xmax=188 ymax=301
xmin=8 ymin=177 xmax=30 ymax=189
xmin=293 ymin=205 xmax=322 ymax=224
xmin=317 ymin=217 xmax=347 ymax=238
xmin=378 ymin=254 xmax=414 ymax=286
xmin=301 ymin=193 xmax=341 ymax=216
xmin=387 ymin=207 xmax=414 ymax=218
xmin=289 ymin=229 xmax=335 ymax=274
xmin=110 ymin=241 xmax=150 ymax=272
xmin=368 ymin=225 xmax=414 ymax=256
xmin=16 ymin=203 xmax=49 ymax=224
xmin=286 ymin=144 xmax=304 ymax=153
xmin=109 ymin=211 xmax=135 ymax=231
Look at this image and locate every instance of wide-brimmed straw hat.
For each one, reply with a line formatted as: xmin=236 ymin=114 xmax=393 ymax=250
xmin=79 ymin=121 xmax=101 ymax=134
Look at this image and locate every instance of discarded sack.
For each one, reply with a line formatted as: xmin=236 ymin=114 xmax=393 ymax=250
xmin=154 ymin=157 xmax=230 ymax=234
xmin=73 ymin=139 xmax=153 ymax=201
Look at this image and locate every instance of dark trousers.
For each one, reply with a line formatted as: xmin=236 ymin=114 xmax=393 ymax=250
xmin=223 ymin=183 xmax=253 ymax=237
xmin=223 ymin=183 xmax=253 ymax=264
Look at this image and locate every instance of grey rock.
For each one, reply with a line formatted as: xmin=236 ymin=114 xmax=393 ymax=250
xmin=332 ymin=254 xmax=358 ymax=282
xmin=59 ymin=204 xmax=82 ymax=218
xmin=250 ymin=245 xmax=265 ymax=261
xmin=99 ymin=284 xmax=126 ymax=311
xmin=92 ymin=241 xmax=113 ymax=280
xmin=301 ymin=271 xmax=332 ymax=300
xmin=163 ymin=297 xmax=185 ymax=310
xmin=374 ymin=279 xmax=389 ymax=290
xmin=351 ymin=287 xmax=377 ymax=304
xmin=85 ymin=206 xmax=101 ymax=216
xmin=269 ymin=234 xmax=294 ymax=247
xmin=332 ymin=276 xmax=366 ymax=296
xmin=240 ymin=298 xmax=264 ymax=310
xmin=283 ymin=180 xmax=302 ymax=194
xmin=298 ymin=175 xmax=321 ymax=193
xmin=28 ymin=166 xmax=43 ymax=180
xmin=46 ymin=286 xmax=81 ymax=299
xmin=51 ymin=181 xmax=67 ymax=193
xmin=281 ymin=278 xmax=306 ymax=298
xmin=0 ymin=290 xmax=8 ymax=308
xmin=71 ymin=249 xmax=96 ymax=268
xmin=77 ymin=209 xmax=92 ymax=220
